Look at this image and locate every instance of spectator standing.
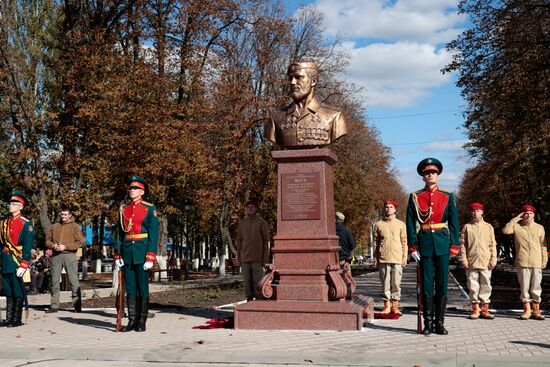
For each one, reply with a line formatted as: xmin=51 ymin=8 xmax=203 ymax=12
xmin=236 ymin=200 xmax=269 ymax=302
xmin=45 ymin=206 xmax=84 ymax=313
xmin=336 ymin=212 xmax=356 ymax=265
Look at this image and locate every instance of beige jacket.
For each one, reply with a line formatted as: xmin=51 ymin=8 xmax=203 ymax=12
xmin=502 ymin=220 xmax=547 ymax=268
xmin=236 ymin=214 xmax=269 ymax=264
xmin=45 ymin=219 xmax=84 ymax=252
xmin=460 ymin=219 xmax=497 ymax=269
xmin=374 ymin=216 xmax=407 ymax=264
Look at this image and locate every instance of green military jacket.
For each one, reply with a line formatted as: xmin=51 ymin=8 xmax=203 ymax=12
xmin=0 ymin=215 xmax=34 ymax=273
xmin=115 ymin=198 xmax=159 ymax=265
xmin=406 ymin=186 xmax=460 ymax=257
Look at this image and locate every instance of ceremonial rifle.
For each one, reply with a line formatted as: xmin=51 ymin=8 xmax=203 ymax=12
xmin=116 ymin=268 xmax=123 ymax=332
xmin=416 ymin=261 xmax=422 ymax=334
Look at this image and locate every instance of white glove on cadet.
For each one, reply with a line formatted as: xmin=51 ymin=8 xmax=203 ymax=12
xmin=411 ymin=251 xmax=421 ymax=262
xmin=115 ymin=259 xmax=124 ymax=268
xmin=16 ymin=267 xmax=27 ymax=278
xmin=143 ymin=261 xmax=153 ymax=270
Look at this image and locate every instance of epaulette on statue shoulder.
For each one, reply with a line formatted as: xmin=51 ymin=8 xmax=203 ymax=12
xmin=321 ymin=103 xmax=339 ymax=111
xmin=20 ymin=216 xmax=30 ymax=223
xmin=141 ymin=201 xmax=154 ymax=207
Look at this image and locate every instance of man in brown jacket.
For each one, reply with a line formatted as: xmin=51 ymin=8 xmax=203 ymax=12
xmin=460 ymin=202 xmax=497 ymax=319
xmin=45 ymin=206 xmax=84 ymax=313
xmin=236 ymin=200 xmax=269 ymax=301
xmin=374 ymin=200 xmax=407 ymax=315
xmin=502 ymin=204 xmax=547 ymax=320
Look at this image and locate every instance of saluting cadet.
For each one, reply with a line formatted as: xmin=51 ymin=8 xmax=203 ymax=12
xmin=374 ymin=200 xmax=407 ymax=315
xmin=460 ymin=202 xmax=497 ymax=319
xmin=406 ymin=158 xmax=460 ymax=335
xmin=114 ymin=176 xmax=159 ymax=332
xmin=503 ymin=204 xmax=547 ymax=320
xmin=0 ymin=191 xmax=34 ymax=327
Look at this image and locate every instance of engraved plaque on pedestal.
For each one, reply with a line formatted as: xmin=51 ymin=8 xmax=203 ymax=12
xmin=281 ymin=172 xmax=321 ymax=221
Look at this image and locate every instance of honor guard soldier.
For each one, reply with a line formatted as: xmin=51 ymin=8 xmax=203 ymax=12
xmin=114 ymin=176 xmax=159 ymax=332
xmin=265 ymin=61 xmax=347 ymax=148
xmin=460 ymin=202 xmax=497 ymax=319
xmin=406 ymin=158 xmax=460 ymax=335
xmin=0 ymin=191 xmax=34 ymax=327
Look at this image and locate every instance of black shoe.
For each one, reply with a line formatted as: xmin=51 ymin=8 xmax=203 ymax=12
xmin=434 ymin=321 xmax=448 ymax=335
xmin=122 ymin=297 xmax=137 ymax=332
xmin=45 ymin=308 xmax=58 ymax=313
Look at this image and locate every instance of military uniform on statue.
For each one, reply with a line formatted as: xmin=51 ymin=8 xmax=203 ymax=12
xmin=115 ymin=176 xmax=159 ymax=332
xmin=406 ymin=158 xmax=460 ymax=335
xmin=0 ymin=191 xmax=34 ymax=327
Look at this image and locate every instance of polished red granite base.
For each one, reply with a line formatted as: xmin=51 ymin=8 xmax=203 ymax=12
xmin=235 ymin=296 xmax=373 ymax=331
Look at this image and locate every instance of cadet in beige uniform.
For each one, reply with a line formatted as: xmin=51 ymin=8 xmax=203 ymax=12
xmin=502 ymin=204 xmax=547 ymax=320
xmin=374 ymin=200 xmax=407 ymax=315
xmin=460 ymin=202 xmax=497 ymax=319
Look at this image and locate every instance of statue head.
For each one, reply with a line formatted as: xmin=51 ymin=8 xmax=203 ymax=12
xmin=287 ymin=61 xmax=319 ymax=102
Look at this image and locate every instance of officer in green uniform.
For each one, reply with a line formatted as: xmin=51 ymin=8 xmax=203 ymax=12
xmin=406 ymin=158 xmax=460 ymax=335
xmin=114 ymin=176 xmax=159 ymax=332
xmin=0 ymin=191 xmax=34 ymax=327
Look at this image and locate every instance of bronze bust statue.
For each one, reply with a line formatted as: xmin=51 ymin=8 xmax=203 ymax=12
xmin=265 ymin=61 xmax=347 ymax=148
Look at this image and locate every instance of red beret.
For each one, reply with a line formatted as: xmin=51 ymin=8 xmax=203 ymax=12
xmin=521 ymin=204 xmax=536 ymax=213
xmin=384 ymin=200 xmax=398 ymax=208
xmin=469 ymin=202 xmax=484 ymax=210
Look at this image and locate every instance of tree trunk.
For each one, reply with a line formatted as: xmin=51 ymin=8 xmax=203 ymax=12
xmin=158 ymin=216 xmax=168 ymax=257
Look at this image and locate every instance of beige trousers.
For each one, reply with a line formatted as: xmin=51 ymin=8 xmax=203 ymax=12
xmin=379 ymin=263 xmax=403 ymax=301
xmin=466 ymin=268 xmax=492 ymax=304
xmin=516 ymin=267 xmax=543 ymax=303
xmin=242 ymin=262 xmax=264 ymax=299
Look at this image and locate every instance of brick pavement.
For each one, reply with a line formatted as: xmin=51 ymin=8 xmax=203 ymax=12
xmin=0 ymin=266 xmax=548 ymax=366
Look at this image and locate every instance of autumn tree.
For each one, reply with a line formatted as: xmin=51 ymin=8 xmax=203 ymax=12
xmin=445 ymin=0 xmax=550 ymax=251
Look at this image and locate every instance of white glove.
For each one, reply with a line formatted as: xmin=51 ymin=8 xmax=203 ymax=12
xmin=411 ymin=251 xmax=421 ymax=262
xmin=16 ymin=267 xmax=27 ymax=278
xmin=115 ymin=259 xmax=124 ymax=268
xmin=143 ymin=261 xmax=153 ymax=270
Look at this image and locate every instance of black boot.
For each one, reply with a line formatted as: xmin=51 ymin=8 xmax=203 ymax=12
xmin=0 ymin=297 xmax=15 ymax=327
xmin=135 ymin=297 xmax=149 ymax=332
xmin=422 ymin=296 xmax=433 ymax=335
xmin=122 ymin=297 xmax=137 ymax=332
xmin=7 ymin=297 xmax=24 ymax=327
xmin=73 ymin=287 xmax=82 ymax=313
xmin=434 ymin=296 xmax=448 ymax=335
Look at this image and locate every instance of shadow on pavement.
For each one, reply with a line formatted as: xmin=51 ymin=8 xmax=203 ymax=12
xmin=58 ymin=316 xmax=114 ymax=331
xmin=510 ymin=340 xmax=550 ymax=349
xmin=364 ymin=322 xmax=417 ymax=334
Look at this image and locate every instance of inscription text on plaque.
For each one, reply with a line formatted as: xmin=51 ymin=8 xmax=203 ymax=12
xmin=281 ymin=172 xmax=321 ymax=220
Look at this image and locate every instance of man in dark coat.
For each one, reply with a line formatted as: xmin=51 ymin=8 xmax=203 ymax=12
xmin=336 ymin=212 xmax=356 ymax=264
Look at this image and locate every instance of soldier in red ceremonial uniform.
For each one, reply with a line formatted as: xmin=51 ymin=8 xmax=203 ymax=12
xmin=114 ymin=176 xmax=159 ymax=332
xmin=0 ymin=191 xmax=34 ymax=327
xmin=406 ymin=158 xmax=460 ymax=335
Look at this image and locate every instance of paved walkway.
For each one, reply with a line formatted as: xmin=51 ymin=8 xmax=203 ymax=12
xmin=1 ymin=264 xmax=548 ymax=367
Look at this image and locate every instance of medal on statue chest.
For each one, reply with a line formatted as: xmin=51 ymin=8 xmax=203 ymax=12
xmin=282 ymin=114 xmax=298 ymax=130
